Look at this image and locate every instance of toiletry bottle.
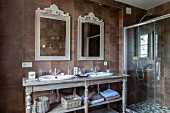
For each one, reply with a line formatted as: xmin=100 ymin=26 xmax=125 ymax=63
xmin=38 ymin=66 xmax=44 ymax=78
xmin=74 ymin=67 xmax=78 ymax=75
xmin=78 ymin=68 xmax=82 ymax=76
xmin=38 ymin=70 xmax=42 ymax=78
xmin=67 ymin=66 xmax=71 ymax=75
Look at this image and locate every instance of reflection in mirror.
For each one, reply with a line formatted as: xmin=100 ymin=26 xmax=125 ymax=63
xmin=82 ymin=23 xmax=100 ymax=57
xmin=35 ymin=4 xmax=70 ymax=60
xmin=78 ymin=12 xmax=104 ymax=60
xmin=40 ymin=18 xmax=66 ymax=56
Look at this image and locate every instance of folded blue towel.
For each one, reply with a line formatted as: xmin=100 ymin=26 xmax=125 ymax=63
xmin=89 ymin=98 xmax=104 ymax=104
xmin=100 ymin=89 xmax=119 ymax=98
xmin=81 ymin=96 xmax=104 ymax=104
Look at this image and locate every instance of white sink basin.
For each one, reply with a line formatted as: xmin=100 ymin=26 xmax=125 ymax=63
xmin=57 ymin=74 xmax=75 ymax=80
xmin=39 ymin=75 xmax=74 ymax=81
xmin=39 ymin=75 xmax=57 ymax=81
xmin=85 ymin=72 xmax=113 ymax=78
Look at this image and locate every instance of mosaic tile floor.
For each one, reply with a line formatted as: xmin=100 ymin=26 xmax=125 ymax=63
xmin=128 ymin=101 xmax=170 ymax=113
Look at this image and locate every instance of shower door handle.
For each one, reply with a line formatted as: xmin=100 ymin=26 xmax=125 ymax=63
xmin=156 ymin=62 xmax=161 ymax=81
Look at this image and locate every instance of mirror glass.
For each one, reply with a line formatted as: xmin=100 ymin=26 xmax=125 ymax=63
xmin=78 ymin=12 xmax=104 ymax=60
xmin=40 ymin=18 xmax=66 ymax=56
xmin=35 ymin=4 xmax=70 ymax=60
xmin=82 ymin=23 xmax=100 ymax=57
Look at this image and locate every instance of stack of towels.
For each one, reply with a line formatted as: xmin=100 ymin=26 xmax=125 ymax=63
xmin=81 ymin=89 xmax=120 ymax=105
xmin=81 ymin=91 xmax=104 ymax=105
xmin=100 ymin=89 xmax=120 ymax=101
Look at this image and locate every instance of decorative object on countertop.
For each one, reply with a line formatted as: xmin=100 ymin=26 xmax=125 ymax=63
xmin=32 ymin=96 xmax=49 ymax=113
xmin=28 ymin=71 xmax=36 ymax=80
xmin=75 ymin=74 xmax=90 ymax=78
xmin=75 ymin=68 xmax=89 ymax=78
xmin=61 ymin=94 xmax=82 ymax=109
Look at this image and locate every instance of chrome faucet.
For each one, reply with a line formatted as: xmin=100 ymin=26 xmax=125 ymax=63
xmin=91 ymin=66 xmax=99 ymax=73
xmin=49 ymin=68 xmax=60 ymax=76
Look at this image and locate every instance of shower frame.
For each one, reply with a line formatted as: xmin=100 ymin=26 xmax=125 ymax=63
xmin=123 ymin=13 xmax=170 ymax=111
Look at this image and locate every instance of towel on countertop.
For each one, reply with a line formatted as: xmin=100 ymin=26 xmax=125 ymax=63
xmin=105 ymin=94 xmax=121 ymax=101
xmin=100 ymin=89 xmax=119 ymax=98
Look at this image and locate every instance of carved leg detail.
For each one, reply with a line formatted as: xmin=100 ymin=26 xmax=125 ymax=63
xmin=84 ymin=80 xmax=89 ymax=113
xmin=26 ymin=92 xmax=32 ymax=113
xmin=122 ymin=78 xmax=127 ymax=113
xmin=84 ymin=86 xmax=88 ymax=113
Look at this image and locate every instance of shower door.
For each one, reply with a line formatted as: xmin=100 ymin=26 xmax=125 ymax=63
xmin=124 ymin=22 xmax=160 ymax=112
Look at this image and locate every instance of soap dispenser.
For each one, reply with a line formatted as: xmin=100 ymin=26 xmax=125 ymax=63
xmin=38 ymin=66 xmax=44 ymax=78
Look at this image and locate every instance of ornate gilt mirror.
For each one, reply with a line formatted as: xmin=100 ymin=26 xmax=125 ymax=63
xmin=35 ymin=4 xmax=70 ymax=60
xmin=78 ymin=12 xmax=104 ymax=60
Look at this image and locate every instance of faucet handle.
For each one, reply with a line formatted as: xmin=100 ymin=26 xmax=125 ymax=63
xmin=49 ymin=69 xmax=53 ymax=75
xmin=56 ymin=69 xmax=60 ymax=75
xmin=95 ymin=66 xmax=99 ymax=72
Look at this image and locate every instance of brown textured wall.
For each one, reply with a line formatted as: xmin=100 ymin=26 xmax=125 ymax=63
xmin=163 ymin=18 xmax=170 ymax=107
xmin=0 ymin=0 xmax=146 ymax=113
xmin=147 ymin=1 xmax=170 ymax=16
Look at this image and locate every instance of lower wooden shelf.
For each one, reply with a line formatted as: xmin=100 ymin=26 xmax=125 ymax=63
xmin=48 ymin=97 xmax=122 ymax=113
xmin=90 ymin=98 xmax=122 ymax=107
xmin=48 ymin=104 xmax=85 ymax=113
xmin=89 ymin=108 xmax=118 ymax=113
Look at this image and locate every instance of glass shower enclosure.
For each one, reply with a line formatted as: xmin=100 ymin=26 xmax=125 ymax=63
xmin=124 ymin=14 xmax=170 ymax=113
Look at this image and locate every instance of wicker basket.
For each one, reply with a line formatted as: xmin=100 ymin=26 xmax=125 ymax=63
xmin=32 ymin=96 xmax=49 ymax=113
xmin=61 ymin=94 xmax=82 ymax=109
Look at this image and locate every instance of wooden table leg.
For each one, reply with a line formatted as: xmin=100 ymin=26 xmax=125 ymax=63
xmin=122 ymin=78 xmax=127 ymax=113
xmin=85 ymin=81 xmax=89 ymax=113
xmin=25 ymin=87 xmax=32 ymax=113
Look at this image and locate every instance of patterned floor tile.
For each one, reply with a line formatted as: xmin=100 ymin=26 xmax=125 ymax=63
xmin=128 ymin=101 xmax=170 ymax=113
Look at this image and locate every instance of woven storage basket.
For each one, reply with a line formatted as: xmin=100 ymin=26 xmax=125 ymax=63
xmin=32 ymin=96 xmax=49 ymax=113
xmin=61 ymin=94 xmax=82 ymax=109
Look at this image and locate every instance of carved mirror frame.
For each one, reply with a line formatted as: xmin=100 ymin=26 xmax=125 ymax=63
xmin=78 ymin=12 xmax=104 ymax=60
xmin=35 ymin=4 xmax=70 ymax=60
